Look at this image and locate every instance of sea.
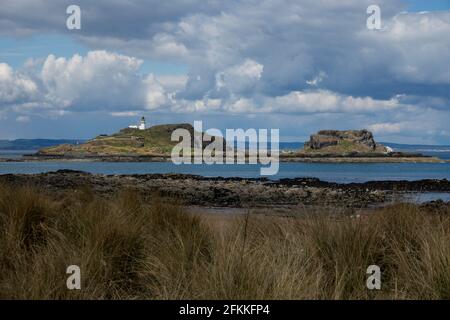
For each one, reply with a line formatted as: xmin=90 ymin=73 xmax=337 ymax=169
xmin=1 ymin=145 xmax=450 ymax=203
xmin=0 ymin=144 xmax=449 ymax=183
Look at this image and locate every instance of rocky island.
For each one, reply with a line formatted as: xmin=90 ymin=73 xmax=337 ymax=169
xmin=27 ymin=123 xmax=225 ymax=162
xmin=9 ymin=124 xmax=443 ymax=163
xmin=303 ymin=129 xmax=388 ymax=154
xmin=283 ymin=129 xmax=443 ymax=163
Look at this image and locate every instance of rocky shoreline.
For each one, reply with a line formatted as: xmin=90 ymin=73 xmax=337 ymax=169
xmin=1 ymin=170 xmax=449 ymax=208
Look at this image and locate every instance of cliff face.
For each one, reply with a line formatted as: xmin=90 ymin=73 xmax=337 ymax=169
xmin=303 ymin=129 xmax=387 ymax=154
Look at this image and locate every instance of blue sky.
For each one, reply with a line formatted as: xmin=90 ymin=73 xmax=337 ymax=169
xmin=0 ymin=35 xmax=87 ymax=69
xmin=1 ymin=0 xmax=450 ymax=144
xmin=406 ymin=0 xmax=450 ymax=11
xmin=0 ymin=35 xmax=188 ymax=76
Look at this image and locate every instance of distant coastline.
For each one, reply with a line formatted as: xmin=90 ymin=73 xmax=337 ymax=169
xmin=0 ymin=139 xmax=85 ymax=151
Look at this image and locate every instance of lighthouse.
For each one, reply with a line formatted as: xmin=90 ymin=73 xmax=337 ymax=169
xmin=139 ymin=116 xmax=146 ymax=130
xmin=128 ymin=116 xmax=147 ymax=130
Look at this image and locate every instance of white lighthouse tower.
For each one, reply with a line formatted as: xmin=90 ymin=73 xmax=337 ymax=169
xmin=139 ymin=116 xmax=146 ymax=130
xmin=129 ymin=116 xmax=146 ymax=130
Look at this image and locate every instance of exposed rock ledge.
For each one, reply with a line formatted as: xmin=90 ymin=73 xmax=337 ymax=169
xmin=1 ymin=170 xmax=449 ymax=208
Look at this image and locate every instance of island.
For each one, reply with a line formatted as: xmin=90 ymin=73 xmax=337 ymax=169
xmin=282 ymin=129 xmax=444 ymax=163
xmin=12 ymin=124 xmax=443 ymax=163
xmin=27 ymin=123 xmax=225 ymax=162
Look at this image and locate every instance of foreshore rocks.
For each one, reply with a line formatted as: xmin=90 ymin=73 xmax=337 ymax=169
xmin=1 ymin=170 xmax=449 ymax=208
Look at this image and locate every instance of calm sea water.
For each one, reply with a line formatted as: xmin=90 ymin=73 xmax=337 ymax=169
xmin=0 ymin=150 xmax=37 ymax=159
xmin=1 ymin=160 xmax=450 ymax=183
xmin=1 ymin=149 xmax=450 ymax=183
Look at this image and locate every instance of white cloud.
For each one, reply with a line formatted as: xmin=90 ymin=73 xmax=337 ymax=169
xmin=15 ymin=115 xmax=30 ymax=123
xmin=155 ymin=75 xmax=188 ymax=91
xmin=40 ymin=51 xmax=145 ymax=110
xmin=1 ymin=51 xmax=181 ymax=116
xmin=215 ymin=59 xmax=264 ymax=93
xmin=258 ymin=90 xmax=403 ymax=114
xmin=143 ymin=74 xmax=168 ymax=109
xmin=364 ymin=11 xmax=450 ymax=84
xmin=368 ymin=122 xmax=404 ymax=134
xmin=0 ymin=62 xmax=38 ymax=104
xmin=0 ymin=51 xmax=420 ymax=120
xmin=151 ymin=33 xmax=189 ymax=59
xmin=110 ymin=111 xmax=139 ymax=117
xmin=0 ymin=48 xmax=439 ymax=130
xmin=306 ymin=71 xmax=326 ymax=87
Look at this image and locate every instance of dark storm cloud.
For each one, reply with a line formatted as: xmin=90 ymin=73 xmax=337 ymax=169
xmin=2 ymin=0 xmax=449 ymax=101
xmin=0 ymin=0 xmax=224 ymax=37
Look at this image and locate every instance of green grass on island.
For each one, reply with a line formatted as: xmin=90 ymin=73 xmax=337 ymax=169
xmin=38 ymin=124 xmax=212 ymax=157
xmin=35 ymin=126 xmax=442 ymax=162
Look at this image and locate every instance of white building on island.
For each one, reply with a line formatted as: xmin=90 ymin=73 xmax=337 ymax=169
xmin=129 ymin=116 xmax=146 ymax=130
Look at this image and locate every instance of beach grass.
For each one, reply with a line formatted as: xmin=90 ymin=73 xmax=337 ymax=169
xmin=0 ymin=183 xmax=449 ymax=299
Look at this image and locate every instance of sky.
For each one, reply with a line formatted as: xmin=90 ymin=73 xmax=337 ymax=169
xmin=0 ymin=0 xmax=450 ymax=144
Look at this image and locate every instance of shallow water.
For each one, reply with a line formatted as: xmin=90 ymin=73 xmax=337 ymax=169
xmin=1 ymin=161 xmax=450 ymax=183
xmin=398 ymin=192 xmax=450 ymax=203
xmin=0 ymin=150 xmax=37 ymax=159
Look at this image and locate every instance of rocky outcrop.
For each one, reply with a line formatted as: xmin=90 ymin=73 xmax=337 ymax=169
xmin=2 ymin=170 xmax=449 ymax=208
xmin=303 ymin=129 xmax=386 ymax=153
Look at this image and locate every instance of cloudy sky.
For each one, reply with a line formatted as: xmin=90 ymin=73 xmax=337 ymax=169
xmin=1 ymin=0 xmax=450 ymax=143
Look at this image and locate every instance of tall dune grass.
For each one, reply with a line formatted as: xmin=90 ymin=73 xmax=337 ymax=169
xmin=0 ymin=183 xmax=449 ymax=299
